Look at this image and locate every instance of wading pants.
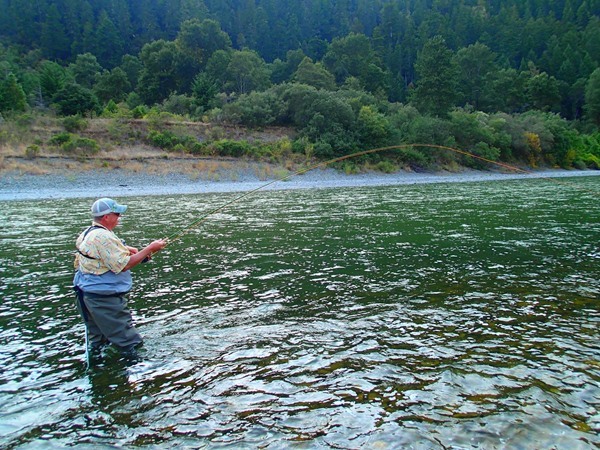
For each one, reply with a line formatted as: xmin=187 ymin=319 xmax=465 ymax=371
xmin=75 ymin=288 xmax=143 ymax=350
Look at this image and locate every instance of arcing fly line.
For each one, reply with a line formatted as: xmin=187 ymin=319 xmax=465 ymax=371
xmin=163 ymin=143 xmax=598 ymax=246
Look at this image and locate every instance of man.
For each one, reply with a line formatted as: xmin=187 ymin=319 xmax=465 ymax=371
xmin=73 ymin=197 xmax=167 ymax=359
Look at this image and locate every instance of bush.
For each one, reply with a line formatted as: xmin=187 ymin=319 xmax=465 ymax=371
xmin=375 ymin=160 xmax=397 ymax=173
xmin=25 ymin=144 xmax=40 ymax=159
xmin=211 ymin=139 xmax=251 ymax=157
xmin=131 ymin=105 xmax=148 ymax=119
xmin=577 ymin=153 xmax=600 ymax=169
xmin=61 ymin=137 xmax=99 ymax=155
xmin=147 ymin=129 xmax=179 ymax=149
xmin=223 ymin=90 xmax=286 ymax=128
xmin=62 ymin=115 xmax=88 ymax=132
xmin=49 ymin=132 xmax=73 ymax=146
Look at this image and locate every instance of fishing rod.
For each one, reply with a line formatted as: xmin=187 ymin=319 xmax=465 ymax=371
xmin=162 ymin=143 xmax=597 ymax=246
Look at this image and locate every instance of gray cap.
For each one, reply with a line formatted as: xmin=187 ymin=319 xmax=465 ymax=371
xmin=91 ymin=198 xmax=128 ymax=217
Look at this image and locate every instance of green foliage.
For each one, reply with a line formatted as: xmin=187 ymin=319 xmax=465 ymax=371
xmin=146 ymin=129 xmax=201 ymax=153
xmin=322 ymin=33 xmax=387 ymax=94
xmin=357 ymin=105 xmax=392 ymax=147
xmin=48 ymin=131 xmax=99 ymax=155
xmin=161 ymin=94 xmax=196 ymax=117
xmin=61 ymin=136 xmax=99 ymax=155
xmin=223 ymin=90 xmax=285 ymax=128
xmin=210 ymin=139 xmax=251 ymax=157
xmin=53 ymin=82 xmax=100 ymax=117
xmin=147 ymin=130 xmax=182 ymax=150
xmin=25 ymin=144 xmax=40 ymax=159
xmin=94 ymin=67 xmax=131 ymax=104
xmin=374 ymin=160 xmax=397 ymax=173
xmin=62 ymin=115 xmax=88 ymax=132
xmin=0 ymin=73 xmax=27 ymax=113
xmin=68 ymin=53 xmax=101 ymax=89
xmin=38 ymin=61 xmax=68 ymax=104
xmin=223 ymin=49 xmax=272 ymax=95
xmin=292 ymin=57 xmax=336 ymax=91
xmin=192 ymin=73 xmax=219 ymax=110
xmin=584 ymin=68 xmax=600 ymax=126
xmin=410 ymin=36 xmax=460 ymax=117
xmin=131 ymin=105 xmax=148 ymax=119
xmin=48 ymin=132 xmax=73 ymax=146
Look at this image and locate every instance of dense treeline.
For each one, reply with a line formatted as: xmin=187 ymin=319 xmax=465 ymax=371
xmin=0 ymin=0 xmax=599 ymax=170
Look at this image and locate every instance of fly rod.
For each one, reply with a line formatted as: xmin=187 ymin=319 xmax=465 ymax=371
xmin=163 ymin=143 xmax=597 ymax=246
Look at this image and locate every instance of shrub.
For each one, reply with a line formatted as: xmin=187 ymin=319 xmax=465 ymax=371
xmin=62 ymin=115 xmax=88 ymax=132
xmin=577 ymin=153 xmax=600 ymax=169
xmin=25 ymin=144 xmax=40 ymax=159
xmin=223 ymin=90 xmax=286 ymax=128
xmin=61 ymin=137 xmax=99 ymax=155
xmin=49 ymin=132 xmax=73 ymax=146
xmin=211 ymin=139 xmax=251 ymax=157
xmin=375 ymin=160 xmax=397 ymax=173
xmin=147 ymin=129 xmax=179 ymax=149
xmin=132 ymin=105 xmax=148 ymax=119
xmin=15 ymin=113 xmax=35 ymax=127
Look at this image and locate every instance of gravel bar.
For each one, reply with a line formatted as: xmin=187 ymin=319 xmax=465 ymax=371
xmin=1 ymin=167 xmax=598 ymax=201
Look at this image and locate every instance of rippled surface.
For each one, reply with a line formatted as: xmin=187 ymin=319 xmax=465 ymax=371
xmin=1 ymin=177 xmax=599 ymax=449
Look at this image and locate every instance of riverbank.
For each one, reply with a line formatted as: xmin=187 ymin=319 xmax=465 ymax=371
xmin=1 ymin=163 xmax=598 ymax=201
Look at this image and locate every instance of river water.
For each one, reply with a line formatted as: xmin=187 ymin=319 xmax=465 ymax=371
xmin=1 ymin=177 xmax=599 ymax=449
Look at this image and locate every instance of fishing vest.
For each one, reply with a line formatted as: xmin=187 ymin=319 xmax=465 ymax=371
xmin=74 ymin=225 xmax=132 ymax=295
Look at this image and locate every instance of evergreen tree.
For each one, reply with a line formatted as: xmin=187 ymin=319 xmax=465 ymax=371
xmin=455 ymin=43 xmax=498 ymax=110
xmin=0 ymin=72 xmax=27 ymax=113
xmin=93 ymin=11 xmax=125 ymax=68
xmin=40 ymin=4 xmax=70 ymax=60
xmin=69 ymin=53 xmax=102 ymax=89
xmin=54 ymin=82 xmax=100 ymax=116
xmin=38 ymin=61 xmax=69 ymax=105
xmin=410 ymin=35 xmax=460 ymax=117
xmin=584 ymin=68 xmax=600 ymax=126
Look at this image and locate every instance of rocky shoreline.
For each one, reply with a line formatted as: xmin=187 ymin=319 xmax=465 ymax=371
xmin=1 ymin=166 xmax=598 ymax=201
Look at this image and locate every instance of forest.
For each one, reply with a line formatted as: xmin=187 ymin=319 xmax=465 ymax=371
xmin=0 ymin=0 xmax=599 ymax=171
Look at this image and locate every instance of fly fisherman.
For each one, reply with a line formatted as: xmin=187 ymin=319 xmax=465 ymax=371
xmin=73 ymin=198 xmax=167 ymax=360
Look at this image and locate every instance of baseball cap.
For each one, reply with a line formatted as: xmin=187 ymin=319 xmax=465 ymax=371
xmin=91 ymin=198 xmax=128 ymax=217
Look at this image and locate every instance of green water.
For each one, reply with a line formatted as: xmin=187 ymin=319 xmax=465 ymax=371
xmin=1 ymin=177 xmax=599 ymax=449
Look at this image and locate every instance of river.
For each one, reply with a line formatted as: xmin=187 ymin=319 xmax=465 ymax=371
xmin=1 ymin=176 xmax=599 ymax=449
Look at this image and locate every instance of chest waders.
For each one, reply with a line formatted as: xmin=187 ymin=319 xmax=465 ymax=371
xmin=73 ymin=225 xmax=103 ymax=368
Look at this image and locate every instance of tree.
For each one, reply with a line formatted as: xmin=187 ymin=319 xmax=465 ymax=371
xmin=53 ymin=82 xmax=100 ymax=117
xmin=455 ymin=43 xmax=498 ymax=110
xmin=584 ymin=68 xmax=600 ymax=126
xmin=192 ymin=72 xmax=219 ymax=110
xmin=137 ymin=40 xmax=180 ymax=104
xmin=293 ymin=57 xmax=336 ymax=91
xmin=94 ymin=67 xmax=131 ymax=104
xmin=410 ymin=35 xmax=459 ymax=117
xmin=120 ymin=55 xmax=143 ymax=90
xmin=40 ymin=4 xmax=70 ymax=60
xmin=224 ymin=50 xmax=271 ymax=95
xmin=323 ymin=33 xmax=388 ymax=94
xmin=93 ymin=11 xmax=125 ymax=68
xmin=270 ymin=49 xmax=306 ymax=84
xmin=38 ymin=61 xmax=69 ymax=105
xmin=525 ymin=72 xmax=561 ymax=112
xmin=0 ymin=73 xmax=27 ymax=113
xmin=69 ymin=53 xmax=102 ymax=89
xmin=357 ymin=105 xmax=391 ymax=147
xmin=177 ymin=19 xmax=232 ymax=67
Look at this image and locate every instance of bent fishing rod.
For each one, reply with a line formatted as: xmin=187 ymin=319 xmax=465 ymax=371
xmin=161 ymin=143 xmax=597 ymax=247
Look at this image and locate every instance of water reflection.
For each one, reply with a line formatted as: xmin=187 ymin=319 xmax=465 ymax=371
xmin=0 ymin=178 xmax=599 ymax=448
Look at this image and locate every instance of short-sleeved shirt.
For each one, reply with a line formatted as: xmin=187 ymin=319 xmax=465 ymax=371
xmin=74 ymin=223 xmax=131 ymax=275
